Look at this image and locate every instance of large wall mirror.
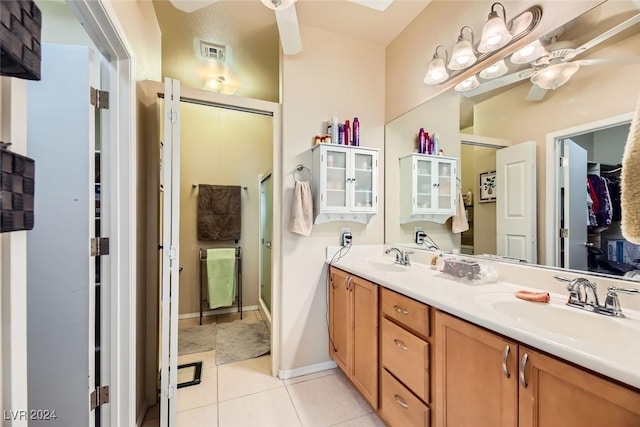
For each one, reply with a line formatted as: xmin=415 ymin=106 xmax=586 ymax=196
xmin=385 ymin=0 xmax=640 ymax=281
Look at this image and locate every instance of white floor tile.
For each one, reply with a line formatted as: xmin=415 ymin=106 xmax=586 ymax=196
xmin=179 ymin=350 xmax=217 ymax=369
xmin=218 ymin=387 xmax=301 ymax=427
xmin=284 ymin=368 xmax=339 ymax=386
xmin=287 ymin=372 xmax=372 ymax=427
xmin=177 ymin=403 xmax=218 ymax=427
xmin=331 ymin=413 xmax=385 ymax=427
xmin=217 ymin=355 xmax=283 ymax=402
xmin=178 ymin=366 xmax=218 ymax=412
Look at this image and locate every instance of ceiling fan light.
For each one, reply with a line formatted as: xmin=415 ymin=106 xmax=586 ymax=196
xmin=261 ymin=0 xmax=296 ymax=10
xmin=454 ymin=75 xmax=480 ymax=92
xmin=478 ymin=3 xmax=512 ymax=53
xmin=511 ymin=39 xmax=546 ymax=64
xmin=479 ymin=59 xmax=508 ymax=79
xmin=424 ymin=46 xmax=449 ymax=84
xmin=448 ymin=27 xmax=477 ymax=70
xmin=530 ymin=62 xmax=580 ymax=90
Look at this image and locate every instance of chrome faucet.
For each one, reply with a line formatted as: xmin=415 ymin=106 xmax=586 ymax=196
xmin=555 ymin=276 xmax=640 ymax=317
xmin=385 ymin=247 xmax=413 ymax=266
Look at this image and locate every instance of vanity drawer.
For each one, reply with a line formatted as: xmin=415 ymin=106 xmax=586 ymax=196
xmin=380 ymin=368 xmax=430 ymax=427
xmin=381 ymin=317 xmax=430 ymax=403
xmin=381 ymin=287 xmax=430 ymax=338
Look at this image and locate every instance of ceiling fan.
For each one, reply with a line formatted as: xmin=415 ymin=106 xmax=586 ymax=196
xmin=463 ymin=12 xmax=640 ymax=101
xmin=168 ymin=0 xmax=394 ymax=56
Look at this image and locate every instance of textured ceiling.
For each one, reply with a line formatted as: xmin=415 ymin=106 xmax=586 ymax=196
xmin=153 ymin=0 xmax=431 ymax=102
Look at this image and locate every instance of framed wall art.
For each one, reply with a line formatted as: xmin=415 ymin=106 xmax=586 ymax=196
xmin=479 ymin=170 xmax=496 ymax=203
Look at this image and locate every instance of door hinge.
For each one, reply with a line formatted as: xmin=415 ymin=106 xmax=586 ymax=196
xmin=560 ymin=228 xmax=569 ymax=238
xmin=90 ymin=237 xmax=110 ymax=256
xmin=169 ymin=246 xmax=177 ymax=260
xmin=90 ymin=87 xmax=109 ymax=109
xmin=90 ymin=385 xmax=110 ymax=410
xmin=560 ymin=157 xmax=569 ymax=167
xmin=168 ymin=109 xmax=178 ymax=124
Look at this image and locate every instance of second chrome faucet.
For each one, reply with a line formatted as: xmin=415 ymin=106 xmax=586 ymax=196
xmin=385 ymin=247 xmax=413 ymax=266
xmin=554 ymin=275 xmax=639 ymax=318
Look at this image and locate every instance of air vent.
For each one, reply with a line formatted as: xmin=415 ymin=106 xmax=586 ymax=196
xmin=200 ymin=41 xmax=226 ymax=61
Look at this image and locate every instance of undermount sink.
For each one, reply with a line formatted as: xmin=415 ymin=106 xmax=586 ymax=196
xmin=365 ymin=260 xmax=407 ymax=273
xmin=477 ymin=293 xmax=640 ymax=346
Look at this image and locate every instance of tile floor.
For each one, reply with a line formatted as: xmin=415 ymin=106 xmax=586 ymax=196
xmin=142 ymin=311 xmax=385 ymax=427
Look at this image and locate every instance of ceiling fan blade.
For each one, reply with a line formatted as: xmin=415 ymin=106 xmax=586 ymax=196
xmin=463 ymin=69 xmax=535 ymax=98
xmin=168 ymin=0 xmax=219 ymax=13
xmin=275 ymin=4 xmax=302 ymax=55
xmin=348 ymin=0 xmax=394 ymax=12
xmin=573 ymin=13 xmax=640 ymax=56
xmin=577 ymin=57 xmax=640 ymax=66
xmin=525 ymin=84 xmax=547 ymax=102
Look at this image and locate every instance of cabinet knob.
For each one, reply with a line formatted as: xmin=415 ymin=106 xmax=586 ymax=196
xmin=393 ymin=339 xmax=408 ymax=351
xmin=502 ymin=345 xmax=510 ymax=379
xmin=393 ymin=305 xmax=409 ymax=315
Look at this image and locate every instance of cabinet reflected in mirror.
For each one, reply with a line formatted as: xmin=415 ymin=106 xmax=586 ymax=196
xmin=384 ymin=1 xmax=640 ymax=281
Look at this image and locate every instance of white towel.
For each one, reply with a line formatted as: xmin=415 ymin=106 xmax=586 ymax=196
xmin=622 ymin=91 xmax=640 ymax=243
xmin=288 ymin=181 xmax=313 ymax=236
xmin=451 ymin=190 xmax=469 ymax=234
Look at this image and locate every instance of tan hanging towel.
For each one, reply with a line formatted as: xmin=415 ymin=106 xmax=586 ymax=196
xmin=451 ymin=190 xmax=469 ymax=234
xmin=622 ymin=92 xmax=640 ymax=243
xmin=289 ymin=181 xmax=313 ymax=236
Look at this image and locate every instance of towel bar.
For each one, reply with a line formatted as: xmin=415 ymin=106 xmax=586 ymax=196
xmin=199 ymin=247 xmax=243 ymax=324
xmin=192 ymin=183 xmax=247 ymax=190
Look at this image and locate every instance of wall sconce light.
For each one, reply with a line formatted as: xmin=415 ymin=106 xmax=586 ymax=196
xmin=424 ymin=45 xmax=449 ymax=84
xmin=510 ymin=39 xmax=547 ymax=64
xmin=454 ymin=75 xmax=480 ymax=92
xmin=479 ymin=59 xmax=508 ymax=79
xmin=422 ymin=4 xmax=541 ymax=86
xmin=448 ymin=26 xmax=477 ymax=70
xmin=478 ymin=2 xmax=512 ymax=53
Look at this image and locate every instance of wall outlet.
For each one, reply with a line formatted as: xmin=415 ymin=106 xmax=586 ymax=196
xmin=415 ymin=230 xmax=427 ymax=245
xmin=341 ymin=228 xmax=352 ymax=247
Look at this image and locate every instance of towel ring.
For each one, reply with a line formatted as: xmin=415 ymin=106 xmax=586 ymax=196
xmin=294 ymin=164 xmax=312 ymax=183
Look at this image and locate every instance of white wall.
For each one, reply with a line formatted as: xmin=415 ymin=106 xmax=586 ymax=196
xmin=593 ymin=124 xmax=630 ymax=166
xmin=36 ymin=0 xmax=96 ymax=49
xmin=0 ymin=77 xmax=29 ymax=427
xmin=280 ymin=23 xmax=385 ymax=372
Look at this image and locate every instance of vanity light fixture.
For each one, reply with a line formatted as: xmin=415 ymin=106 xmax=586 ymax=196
xmin=260 ymin=0 xmax=296 ymax=10
xmin=510 ymin=39 xmax=547 ymax=64
xmin=478 ymin=2 xmax=513 ymax=53
xmin=424 ymin=45 xmax=449 ymax=84
xmin=530 ymin=62 xmax=580 ymax=90
xmin=479 ymin=59 xmax=509 ymax=79
xmin=454 ymin=75 xmax=480 ymax=92
xmin=448 ymin=26 xmax=477 ymax=70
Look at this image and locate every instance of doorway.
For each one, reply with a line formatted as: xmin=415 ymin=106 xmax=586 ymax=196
xmin=260 ymin=172 xmax=273 ymax=325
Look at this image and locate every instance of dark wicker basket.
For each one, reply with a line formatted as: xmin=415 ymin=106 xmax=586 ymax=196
xmin=0 ymin=0 xmax=42 ymax=80
xmin=1 ymin=147 xmax=35 ymax=232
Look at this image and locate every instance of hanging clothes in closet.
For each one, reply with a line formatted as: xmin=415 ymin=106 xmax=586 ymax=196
xmin=587 ymin=174 xmax=613 ymax=231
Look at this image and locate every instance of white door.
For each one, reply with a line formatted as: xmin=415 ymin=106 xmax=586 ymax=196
xmin=26 ymin=44 xmax=101 ymax=427
xmin=160 ymin=78 xmax=181 ymax=427
xmin=562 ymin=139 xmax=588 ymax=270
xmin=496 ymin=140 xmax=537 ymax=263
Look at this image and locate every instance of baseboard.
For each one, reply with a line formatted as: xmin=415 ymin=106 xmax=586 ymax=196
xmin=278 ymin=360 xmax=338 ymax=380
xmin=136 ymin=401 xmax=148 ymax=427
xmin=178 ymin=305 xmax=259 ymax=320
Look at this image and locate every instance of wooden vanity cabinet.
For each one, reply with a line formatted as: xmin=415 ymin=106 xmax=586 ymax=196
xmin=328 ymin=266 xmax=378 ymax=409
xmin=519 ymin=346 xmax=640 ymax=427
xmin=379 ymin=288 xmax=432 ymax=427
xmin=434 ymin=310 xmax=640 ymax=427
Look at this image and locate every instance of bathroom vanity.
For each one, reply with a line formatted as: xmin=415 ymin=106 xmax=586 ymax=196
xmin=327 ymin=247 xmax=640 ymax=427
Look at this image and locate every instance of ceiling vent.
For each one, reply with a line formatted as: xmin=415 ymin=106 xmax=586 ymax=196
xmin=200 ymin=41 xmax=226 ymax=61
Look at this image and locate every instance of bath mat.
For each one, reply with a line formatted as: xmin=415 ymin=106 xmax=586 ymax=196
xmin=215 ymin=321 xmax=270 ymax=365
xmin=178 ymin=323 xmax=217 ymax=356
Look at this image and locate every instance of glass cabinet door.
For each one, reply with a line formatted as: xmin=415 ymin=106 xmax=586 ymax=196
xmin=325 ymin=148 xmax=348 ymax=209
xmin=437 ymin=160 xmax=453 ymax=211
xmin=352 ymin=151 xmax=375 ymax=210
xmin=415 ymin=158 xmax=433 ymax=211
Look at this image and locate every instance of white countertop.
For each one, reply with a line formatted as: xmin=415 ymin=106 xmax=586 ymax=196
xmin=327 ymin=245 xmax=640 ymax=390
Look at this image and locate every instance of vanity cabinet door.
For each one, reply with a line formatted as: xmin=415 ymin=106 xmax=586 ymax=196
xmin=350 ymin=275 xmax=379 ymax=408
xmin=434 ymin=311 xmax=518 ymax=427
xmin=518 ymin=346 xmax=640 ymax=427
xmin=329 ymin=267 xmax=351 ymax=374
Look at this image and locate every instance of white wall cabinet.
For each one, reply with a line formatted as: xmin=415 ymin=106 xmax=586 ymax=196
xmin=312 ymin=144 xmax=379 ymax=224
xmin=399 ymin=154 xmax=457 ymax=224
